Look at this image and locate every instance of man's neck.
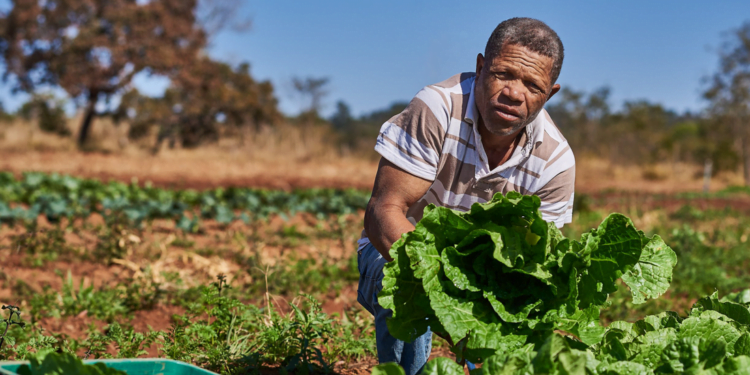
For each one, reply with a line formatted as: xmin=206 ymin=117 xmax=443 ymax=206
xmin=477 ymin=117 xmax=524 ymax=169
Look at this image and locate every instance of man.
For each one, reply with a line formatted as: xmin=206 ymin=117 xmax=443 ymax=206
xmin=356 ymin=18 xmax=574 ymax=374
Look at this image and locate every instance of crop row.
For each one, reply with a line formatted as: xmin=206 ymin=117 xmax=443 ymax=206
xmin=0 ymin=172 xmax=370 ymax=230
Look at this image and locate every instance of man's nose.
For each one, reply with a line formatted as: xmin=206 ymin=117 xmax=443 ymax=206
xmin=501 ymin=82 xmax=523 ymax=103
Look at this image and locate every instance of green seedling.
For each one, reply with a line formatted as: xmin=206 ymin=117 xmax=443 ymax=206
xmin=1 ymin=305 xmax=26 ymax=350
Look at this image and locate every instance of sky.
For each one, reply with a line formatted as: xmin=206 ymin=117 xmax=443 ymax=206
xmin=0 ymin=1 xmax=749 ymax=118
xmin=207 ymin=0 xmax=750 ymax=117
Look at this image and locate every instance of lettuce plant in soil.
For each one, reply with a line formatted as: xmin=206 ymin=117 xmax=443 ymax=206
xmin=377 ymin=192 xmax=677 ymax=364
xmin=375 ymin=292 xmax=750 ymax=374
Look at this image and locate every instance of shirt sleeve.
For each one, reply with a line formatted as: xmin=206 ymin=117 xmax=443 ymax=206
xmin=374 ymin=86 xmax=449 ymax=181
xmin=536 ymin=161 xmax=575 ymax=228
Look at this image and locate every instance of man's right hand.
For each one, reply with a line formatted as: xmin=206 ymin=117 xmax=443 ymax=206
xmin=364 ymin=158 xmax=432 ymax=261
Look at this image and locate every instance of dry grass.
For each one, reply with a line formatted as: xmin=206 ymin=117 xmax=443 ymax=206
xmin=0 ymin=115 xmax=343 ymax=159
xmin=0 ymin=116 xmax=742 ymax=193
xmin=0 ymin=117 xmax=378 ymax=189
xmin=575 ymin=156 xmax=742 ymax=193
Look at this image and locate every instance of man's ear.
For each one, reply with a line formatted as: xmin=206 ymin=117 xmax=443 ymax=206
xmin=547 ymin=84 xmax=561 ymax=101
xmin=476 ymin=53 xmax=485 ymax=77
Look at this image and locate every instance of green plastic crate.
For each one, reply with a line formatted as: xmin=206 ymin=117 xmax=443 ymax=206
xmin=0 ymin=358 xmax=217 ymax=375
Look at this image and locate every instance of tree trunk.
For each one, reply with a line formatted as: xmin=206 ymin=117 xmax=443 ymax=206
xmin=743 ymin=132 xmax=750 ymax=186
xmin=77 ymin=92 xmax=99 ymax=148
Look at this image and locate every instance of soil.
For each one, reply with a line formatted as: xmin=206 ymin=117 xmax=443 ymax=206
xmin=0 ymin=150 xmax=378 ymax=191
xmin=584 ymin=191 xmax=750 ymax=214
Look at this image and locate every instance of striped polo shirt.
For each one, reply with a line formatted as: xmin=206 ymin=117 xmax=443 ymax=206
xmin=359 ymin=72 xmax=575 ymax=250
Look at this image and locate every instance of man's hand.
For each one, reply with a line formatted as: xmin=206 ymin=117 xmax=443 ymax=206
xmin=364 ymin=158 xmax=432 ymax=261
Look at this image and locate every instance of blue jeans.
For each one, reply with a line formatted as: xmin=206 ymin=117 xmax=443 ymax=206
xmin=357 ymin=242 xmax=432 ymax=375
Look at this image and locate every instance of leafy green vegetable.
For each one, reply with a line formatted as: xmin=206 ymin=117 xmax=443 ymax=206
xmin=421 ymin=357 xmax=465 ymax=375
xmin=621 ymin=235 xmax=678 ymax=305
xmin=0 ymin=171 xmax=370 ymax=230
xmin=372 ymin=290 xmax=750 ymax=374
xmin=371 ymin=362 xmax=406 ymax=375
xmin=378 ymin=192 xmax=676 ymax=362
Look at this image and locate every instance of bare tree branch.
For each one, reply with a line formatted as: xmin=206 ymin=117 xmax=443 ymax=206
xmin=197 ymin=0 xmax=252 ymax=41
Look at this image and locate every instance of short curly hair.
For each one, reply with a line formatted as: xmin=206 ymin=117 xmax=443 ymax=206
xmin=485 ymin=18 xmax=564 ymax=85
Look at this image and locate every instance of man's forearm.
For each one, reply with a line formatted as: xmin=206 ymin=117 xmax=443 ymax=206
xmin=364 ymin=203 xmax=416 ymax=261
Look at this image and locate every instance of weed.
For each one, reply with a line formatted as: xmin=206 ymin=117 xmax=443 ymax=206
xmin=270 ymin=224 xmax=309 ymax=248
xmin=121 ymin=277 xmax=164 ymax=312
xmin=94 ymin=216 xmax=141 ymax=264
xmin=324 ymin=306 xmax=376 ymax=364
xmin=160 ymin=275 xmax=253 ymax=373
xmin=282 ymin=295 xmax=335 ymax=374
xmin=59 ymin=272 xmax=128 ymax=322
xmin=94 ymin=323 xmax=159 ymax=359
xmin=170 ymin=237 xmax=195 ymax=248
xmin=667 ymin=225 xmax=750 ymax=296
xmin=11 ymin=223 xmax=73 ymax=267
xmin=8 ymin=330 xmax=60 ymax=361
xmin=235 ymin=251 xmax=359 ymax=298
xmin=27 ymin=286 xmax=62 ymax=322
xmin=247 ymin=295 xmax=335 ymax=374
xmin=26 ymin=272 xmax=129 ymax=322
xmin=0 ymin=305 xmax=26 ymax=352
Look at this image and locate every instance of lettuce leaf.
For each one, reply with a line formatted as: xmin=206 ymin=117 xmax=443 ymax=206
xmin=378 ymin=192 xmax=677 ymax=362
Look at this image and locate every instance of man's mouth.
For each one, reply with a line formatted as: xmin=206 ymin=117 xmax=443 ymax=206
xmin=493 ymin=105 xmax=521 ymax=121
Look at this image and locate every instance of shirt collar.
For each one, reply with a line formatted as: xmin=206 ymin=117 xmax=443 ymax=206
xmin=464 ymin=78 xmax=478 ymax=126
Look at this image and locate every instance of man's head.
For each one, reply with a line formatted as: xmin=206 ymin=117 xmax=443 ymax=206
xmin=475 ymin=18 xmax=564 ymax=137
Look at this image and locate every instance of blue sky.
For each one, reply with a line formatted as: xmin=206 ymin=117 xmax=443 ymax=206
xmin=208 ymin=0 xmax=750 ymax=117
xmin=1 ymin=1 xmax=749 ymax=118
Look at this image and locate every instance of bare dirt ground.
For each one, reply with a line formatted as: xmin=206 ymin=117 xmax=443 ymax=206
xmin=0 ymin=150 xmax=378 ymax=190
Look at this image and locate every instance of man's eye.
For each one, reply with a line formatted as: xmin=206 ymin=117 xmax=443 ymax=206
xmin=494 ymin=72 xmax=509 ymax=79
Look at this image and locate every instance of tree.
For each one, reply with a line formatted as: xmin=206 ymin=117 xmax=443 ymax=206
xmin=291 ymin=76 xmax=329 ymax=119
xmin=196 ymin=0 xmax=251 ymax=42
xmin=329 ymin=100 xmax=407 ymax=153
xmin=0 ymin=0 xmax=205 ymax=147
xmin=330 ymin=100 xmax=354 ymax=131
xmin=17 ymin=93 xmax=69 ymax=136
xmin=704 ymin=21 xmax=750 ymax=185
xmin=360 ymin=101 xmax=408 ymax=125
xmin=546 ymin=86 xmax=610 ymax=156
xmin=116 ymin=57 xmax=280 ymax=150
xmin=546 ymin=87 xmax=702 ymax=166
xmin=608 ymin=100 xmax=675 ymax=165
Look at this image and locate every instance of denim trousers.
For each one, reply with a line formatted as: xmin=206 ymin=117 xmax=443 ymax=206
xmin=357 ymin=242 xmax=432 ymax=375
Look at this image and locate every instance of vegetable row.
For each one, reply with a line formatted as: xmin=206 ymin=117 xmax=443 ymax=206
xmin=0 ymin=172 xmax=370 ymax=229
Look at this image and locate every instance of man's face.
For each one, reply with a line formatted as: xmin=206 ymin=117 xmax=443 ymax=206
xmin=474 ymin=44 xmax=561 ymax=136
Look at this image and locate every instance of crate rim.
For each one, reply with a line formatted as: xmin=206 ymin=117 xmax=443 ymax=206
xmin=0 ymin=357 xmax=217 ymax=374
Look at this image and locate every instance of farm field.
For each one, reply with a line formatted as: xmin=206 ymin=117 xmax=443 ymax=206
xmin=0 ymin=0 xmax=747 ymax=373
xmin=0 ymin=169 xmax=750 ymax=374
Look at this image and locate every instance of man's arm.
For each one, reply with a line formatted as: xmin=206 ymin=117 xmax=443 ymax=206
xmin=364 ymin=157 xmax=433 ymax=261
